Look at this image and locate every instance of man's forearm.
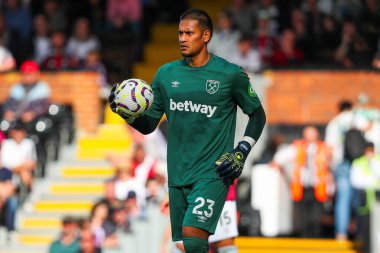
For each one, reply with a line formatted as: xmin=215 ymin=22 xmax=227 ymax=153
xmin=129 ymin=114 xmax=161 ymax=135
xmin=244 ymin=105 xmax=266 ymax=145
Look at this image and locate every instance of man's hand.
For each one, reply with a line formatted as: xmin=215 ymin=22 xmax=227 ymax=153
xmin=215 ymin=141 xmax=251 ymax=181
xmin=108 ymin=83 xmax=135 ymax=123
xmin=160 ymin=193 xmax=170 ymax=216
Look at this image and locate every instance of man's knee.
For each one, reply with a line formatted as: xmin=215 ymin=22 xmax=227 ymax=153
xmin=183 ymin=237 xmax=209 ymax=253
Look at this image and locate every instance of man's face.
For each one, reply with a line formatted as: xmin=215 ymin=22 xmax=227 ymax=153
xmin=178 ymin=19 xmax=209 ymax=57
xmin=22 ymin=72 xmax=39 ymax=85
xmin=9 ymin=129 xmax=26 ymax=143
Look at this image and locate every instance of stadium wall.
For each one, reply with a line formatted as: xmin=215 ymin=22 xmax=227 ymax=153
xmin=1 ymin=71 xmax=379 ymax=134
xmin=266 ymin=71 xmax=380 ymax=124
xmin=0 ymin=72 xmax=100 ymax=134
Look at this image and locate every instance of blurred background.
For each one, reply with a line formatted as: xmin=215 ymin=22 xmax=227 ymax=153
xmin=0 ymin=0 xmax=379 ymax=253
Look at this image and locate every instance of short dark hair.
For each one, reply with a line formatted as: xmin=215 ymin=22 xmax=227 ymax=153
xmin=338 ymin=100 xmax=353 ymax=112
xmin=180 ymin=8 xmax=213 ymax=38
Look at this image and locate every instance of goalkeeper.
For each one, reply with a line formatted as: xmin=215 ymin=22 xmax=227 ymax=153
xmin=109 ymin=8 xmax=266 ymax=253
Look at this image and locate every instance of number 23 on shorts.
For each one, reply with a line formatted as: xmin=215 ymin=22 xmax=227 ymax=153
xmin=192 ymin=197 xmax=215 ymax=218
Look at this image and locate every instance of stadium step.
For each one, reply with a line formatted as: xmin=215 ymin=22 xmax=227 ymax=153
xmin=76 ymin=123 xmax=132 ymax=160
xmin=133 ymin=63 xmax=160 ymax=83
xmin=20 ymin=217 xmax=62 ymax=230
xmin=18 ymin=233 xmax=56 ymax=246
xmin=235 ymin=237 xmax=358 ymax=253
xmin=49 ymin=182 xmax=105 ymax=195
xmin=33 ymin=200 xmax=94 ymax=213
xmin=151 ymin=24 xmax=178 ymax=44
xmin=60 ymin=165 xmax=115 ymax=179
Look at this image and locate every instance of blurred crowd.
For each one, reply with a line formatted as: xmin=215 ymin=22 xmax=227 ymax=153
xmin=264 ymin=98 xmax=380 ymax=253
xmin=47 ymin=124 xmax=168 ymax=253
xmin=210 ymin=0 xmax=380 ymax=70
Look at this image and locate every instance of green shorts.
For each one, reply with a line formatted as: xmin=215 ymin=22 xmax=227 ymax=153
xmin=169 ymin=178 xmax=229 ymax=241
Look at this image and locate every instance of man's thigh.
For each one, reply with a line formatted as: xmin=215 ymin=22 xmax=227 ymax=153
xmin=169 ymin=179 xmax=229 ymax=241
xmin=183 ymin=179 xmax=229 ymax=236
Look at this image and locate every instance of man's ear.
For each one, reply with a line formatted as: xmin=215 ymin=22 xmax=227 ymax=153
xmin=203 ymin=30 xmax=211 ymax=43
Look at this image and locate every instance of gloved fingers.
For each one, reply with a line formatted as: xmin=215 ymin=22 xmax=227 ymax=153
xmin=216 ymin=160 xmax=233 ymax=175
xmin=215 ymin=153 xmax=231 ymax=166
xmin=222 ymin=167 xmax=241 ymax=180
xmin=109 ymin=84 xmax=118 ymax=99
xmin=109 ymin=100 xmax=117 ymax=112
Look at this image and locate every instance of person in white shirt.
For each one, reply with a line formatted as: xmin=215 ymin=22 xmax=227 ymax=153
xmin=324 ymin=100 xmax=358 ymax=240
xmin=1 ymin=121 xmax=37 ymax=191
xmin=208 ymin=10 xmax=240 ymax=62
xmin=229 ymin=34 xmax=262 ymax=73
xmin=66 ymin=18 xmax=100 ymax=63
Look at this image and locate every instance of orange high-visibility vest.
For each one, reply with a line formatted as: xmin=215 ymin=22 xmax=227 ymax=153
xmin=291 ymin=140 xmax=330 ymax=203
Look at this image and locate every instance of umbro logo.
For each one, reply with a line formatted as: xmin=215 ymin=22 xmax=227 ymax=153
xmin=171 ymin=81 xmax=180 ymax=87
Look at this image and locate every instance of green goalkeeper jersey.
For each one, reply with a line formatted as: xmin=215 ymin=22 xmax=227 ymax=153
xmin=146 ymin=54 xmax=262 ymax=187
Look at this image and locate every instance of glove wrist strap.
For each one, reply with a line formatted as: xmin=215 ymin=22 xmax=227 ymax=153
xmin=237 ymin=141 xmax=251 ymax=156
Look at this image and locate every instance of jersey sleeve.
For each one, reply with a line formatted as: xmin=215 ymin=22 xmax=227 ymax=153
xmin=146 ymin=68 xmax=164 ymax=119
xmin=232 ymin=67 xmax=262 ymax=115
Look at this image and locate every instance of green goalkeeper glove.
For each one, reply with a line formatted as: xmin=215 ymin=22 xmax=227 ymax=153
xmin=215 ymin=141 xmax=251 ymax=181
xmin=108 ymin=83 xmax=135 ymax=123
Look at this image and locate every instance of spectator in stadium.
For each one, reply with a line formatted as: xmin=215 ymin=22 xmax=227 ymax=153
xmin=106 ymin=0 xmax=142 ymax=33
xmin=335 ymin=19 xmax=372 ymax=68
xmin=89 ymin=201 xmax=118 ymax=248
xmin=229 ymin=34 xmax=262 ymax=73
xmin=3 ymin=60 xmax=51 ymax=123
xmin=111 ymin=204 xmax=131 ymax=233
xmin=372 ymin=39 xmax=380 ymax=69
xmin=114 ymin=162 xmax=146 ymax=213
xmin=1 ymin=121 xmax=37 ymax=196
xmin=290 ymin=8 xmax=314 ymax=63
xmin=49 ymin=216 xmax=80 ymax=253
xmin=42 ymin=30 xmax=79 ymax=71
xmin=302 ymin=0 xmax=324 ymax=48
xmin=100 ymin=180 xmax=122 ymax=216
xmin=124 ymin=190 xmax=143 ymax=219
xmin=66 ymin=18 xmax=100 ymax=63
xmin=357 ymin=0 xmax=380 ymax=54
xmin=270 ymin=29 xmax=304 ymax=67
xmin=32 ymin=14 xmax=51 ymax=64
xmin=254 ymin=0 xmax=279 ymax=35
xmin=317 ymin=15 xmax=341 ymax=64
xmin=255 ymin=10 xmax=279 ymax=67
xmin=0 ymin=39 xmax=16 ymax=72
xmin=131 ymin=143 xmax=158 ymax=187
xmin=228 ymin=0 xmax=255 ymax=34
xmin=271 ymin=126 xmax=332 ymax=238
xmin=79 ymin=229 xmax=102 ymax=253
xmin=350 ymin=141 xmax=380 ymax=253
xmin=0 ymin=165 xmax=18 ymax=244
xmin=325 ymin=100 xmax=356 ymax=240
xmin=79 ymin=50 xmax=108 ymax=98
xmin=3 ymin=0 xmax=32 ymax=41
xmin=85 ymin=0 xmax=107 ymax=33
xmin=208 ymin=9 xmax=240 ymax=62
xmin=43 ymin=0 xmax=67 ymax=32
xmin=2 ymin=0 xmax=32 ymax=64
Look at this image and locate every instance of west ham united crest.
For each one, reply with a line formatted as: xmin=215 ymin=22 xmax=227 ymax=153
xmin=206 ymin=80 xmax=220 ymax=94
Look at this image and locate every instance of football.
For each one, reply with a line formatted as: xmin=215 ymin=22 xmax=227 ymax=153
xmin=114 ymin=78 xmax=154 ymax=117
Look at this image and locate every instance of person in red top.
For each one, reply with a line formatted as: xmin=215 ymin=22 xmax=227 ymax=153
xmin=41 ymin=30 xmax=78 ymax=71
xmin=271 ymin=29 xmax=304 ymax=67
